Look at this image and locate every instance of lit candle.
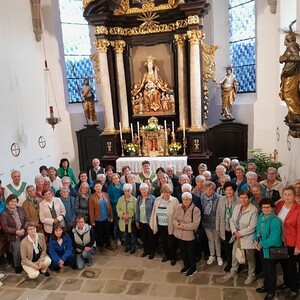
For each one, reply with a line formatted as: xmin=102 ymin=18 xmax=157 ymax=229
xmin=164 ymin=120 xmax=167 ymax=139
xmin=172 ymin=121 xmax=175 ymax=140
xmin=183 ymin=119 xmax=185 ymax=139
xmin=130 ymin=123 xmax=134 ymax=141
xmin=119 ymin=122 xmax=123 ymax=141
xmin=137 ymin=121 xmax=140 ymax=140
xmin=49 ymin=106 xmax=54 ymax=114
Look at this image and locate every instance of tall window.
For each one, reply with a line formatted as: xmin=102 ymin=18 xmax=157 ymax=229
xmin=229 ymin=0 xmax=256 ymax=93
xmin=59 ymin=0 xmax=95 ymax=103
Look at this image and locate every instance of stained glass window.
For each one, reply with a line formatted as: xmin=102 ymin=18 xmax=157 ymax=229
xmin=59 ymin=0 xmax=96 ymax=103
xmin=229 ymin=0 xmax=256 ymax=93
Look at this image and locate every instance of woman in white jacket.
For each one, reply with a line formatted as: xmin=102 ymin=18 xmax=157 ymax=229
xmin=150 ymin=184 xmax=179 ymax=266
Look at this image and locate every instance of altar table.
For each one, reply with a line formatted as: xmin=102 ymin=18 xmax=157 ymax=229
xmin=116 ymin=156 xmax=188 ymax=174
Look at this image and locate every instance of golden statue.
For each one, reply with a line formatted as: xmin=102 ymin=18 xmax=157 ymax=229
xmin=218 ymin=66 xmax=238 ymax=119
xmin=131 ymin=56 xmax=175 ymax=116
xmin=279 ymin=22 xmax=300 ymax=124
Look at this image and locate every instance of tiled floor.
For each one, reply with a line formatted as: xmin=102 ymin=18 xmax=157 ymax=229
xmin=0 ymin=246 xmax=297 ymax=300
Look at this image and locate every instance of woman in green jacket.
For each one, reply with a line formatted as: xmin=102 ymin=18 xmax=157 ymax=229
xmin=254 ymin=198 xmax=283 ymax=300
xmin=116 ymin=184 xmax=137 ymax=254
xmin=57 ymin=158 xmax=78 ymax=187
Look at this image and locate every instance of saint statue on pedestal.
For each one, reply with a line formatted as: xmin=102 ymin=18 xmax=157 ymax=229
xmin=131 ymin=56 xmax=175 ymax=116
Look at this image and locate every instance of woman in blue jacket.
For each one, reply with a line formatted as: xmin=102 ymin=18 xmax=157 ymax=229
xmin=48 ymin=223 xmax=75 ymax=272
xmin=254 ymin=198 xmax=283 ymax=300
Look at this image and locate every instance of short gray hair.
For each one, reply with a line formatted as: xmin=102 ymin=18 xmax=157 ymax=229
xmin=181 ymin=183 xmax=192 ymax=192
xmin=139 ymin=183 xmax=149 ymax=191
xmin=182 ymin=192 xmax=192 ymax=201
xmin=123 ymin=183 xmax=133 ymax=191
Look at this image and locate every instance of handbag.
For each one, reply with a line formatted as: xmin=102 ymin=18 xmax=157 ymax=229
xmin=269 ymin=247 xmax=288 ymax=260
xmin=235 ymin=239 xmax=246 ymax=264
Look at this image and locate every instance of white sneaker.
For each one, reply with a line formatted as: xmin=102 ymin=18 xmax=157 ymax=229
xmin=0 ymin=281 xmax=3 ymax=287
xmin=217 ymin=257 xmax=223 ymax=266
xmin=0 ymin=274 xmax=4 ymax=280
xmin=244 ymin=276 xmax=255 ymax=285
xmin=207 ymin=256 xmax=216 ymax=265
xmin=117 ymin=239 xmax=122 ymax=246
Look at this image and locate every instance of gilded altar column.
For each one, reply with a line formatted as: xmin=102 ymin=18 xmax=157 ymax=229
xmin=95 ymin=39 xmax=116 ymax=134
xmin=187 ymin=30 xmax=205 ymax=131
xmin=174 ymin=34 xmax=188 ymax=129
xmin=111 ymin=40 xmax=130 ymax=132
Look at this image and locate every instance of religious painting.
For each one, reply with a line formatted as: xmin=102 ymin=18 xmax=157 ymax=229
xmin=130 ymin=44 xmax=176 ymax=117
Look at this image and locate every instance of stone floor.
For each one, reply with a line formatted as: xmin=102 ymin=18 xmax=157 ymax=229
xmin=0 ymin=246 xmax=297 ymax=300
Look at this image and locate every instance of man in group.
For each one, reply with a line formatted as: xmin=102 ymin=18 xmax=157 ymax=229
xmin=88 ymin=158 xmax=104 ymax=181
xmin=4 ymin=170 xmax=27 ymax=206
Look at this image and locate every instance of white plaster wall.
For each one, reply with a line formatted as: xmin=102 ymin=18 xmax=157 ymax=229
xmin=0 ymin=0 xmax=76 ymax=185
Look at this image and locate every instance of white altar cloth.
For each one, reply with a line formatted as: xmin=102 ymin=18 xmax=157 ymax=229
xmin=116 ymin=156 xmax=188 ymax=174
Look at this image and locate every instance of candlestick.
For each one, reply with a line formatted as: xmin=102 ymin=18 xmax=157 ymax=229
xmin=183 ymin=119 xmax=185 ymax=139
xmin=119 ymin=122 xmax=123 ymax=141
xmin=137 ymin=121 xmax=140 ymax=140
xmin=130 ymin=123 xmax=134 ymax=142
xmin=164 ymin=120 xmax=167 ymax=139
xmin=172 ymin=121 xmax=175 ymax=140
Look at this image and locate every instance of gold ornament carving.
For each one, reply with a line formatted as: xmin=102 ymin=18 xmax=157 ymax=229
xmin=82 ymin=0 xmax=95 ymax=9
xmin=187 ymin=15 xmax=200 ymax=25
xmin=95 ymin=26 xmax=108 ymax=35
xmin=174 ymin=34 xmax=187 ymax=48
xmin=111 ymin=40 xmax=126 ymax=54
xmin=187 ymin=30 xmax=204 ymax=45
xmin=95 ymin=39 xmax=110 ymax=53
xmin=137 ymin=11 xmax=160 ymax=31
xmin=90 ymin=53 xmax=101 ymax=84
xmin=114 ymin=0 xmax=178 ymax=15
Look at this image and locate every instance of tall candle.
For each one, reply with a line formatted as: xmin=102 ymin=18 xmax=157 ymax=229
xmin=183 ymin=119 xmax=186 ymax=139
xmin=137 ymin=121 xmax=140 ymax=140
xmin=49 ymin=106 xmax=54 ymax=114
xmin=164 ymin=120 xmax=167 ymax=139
xmin=119 ymin=122 xmax=123 ymax=141
xmin=130 ymin=123 xmax=134 ymax=141
xmin=172 ymin=121 xmax=175 ymax=140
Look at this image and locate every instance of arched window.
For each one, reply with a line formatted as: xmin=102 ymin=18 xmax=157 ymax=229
xmin=229 ymin=0 xmax=256 ymax=93
xmin=59 ymin=0 xmax=95 ymax=103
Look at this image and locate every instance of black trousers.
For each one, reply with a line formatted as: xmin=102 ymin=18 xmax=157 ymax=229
xmin=179 ymin=239 xmax=196 ymax=272
xmin=280 ymin=246 xmax=298 ymax=293
xmin=158 ymin=225 xmax=177 ymax=260
xmin=139 ymin=222 xmax=155 ymax=254
xmin=95 ymin=220 xmax=111 ymax=247
xmin=221 ymin=230 xmax=233 ymax=267
xmin=260 ymin=252 xmax=277 ymax=294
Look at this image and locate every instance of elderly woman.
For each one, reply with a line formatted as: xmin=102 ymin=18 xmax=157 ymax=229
xmin=108 ymin=173 xmax=124 ymax=246
xmin=260 ymin=167 xmax=283 ymax=202
xmin=254 ymin=198 xmax=282 ymax=300
xmin=48 ymin=167 xmax=62 ymax=194
xmin=20 ymin=222 xmax=51 ymax=278
xmin=203 ymin=170 xmax=212 ymax=181
xmin=71 ymin=215 xmax=95 ymax=270
xmin=192 ymin=175 xmax=206 ymax=196
xmin=182 ymin=165 xmax=195 ymax=187
xmin=216 ymin=174 xmax=231 ymax=196
xmin=39 ymin=189 xmax=66 ymax=240
xmin=216 ymin=182 xmax=239 ymax=272
xmin=74 ymin=182 xmax=91 ymax=223
xmin=212 ymin=165 xmax=226 ymax=189
xmin=240 ymin=171 xmax=258 ymax=192
xmin=276 ymin=185 xmax=300 ymax=300
xmin=0 ymin=194 xmax=28 ymax=273
xmin=116 ymin=184 xmax=137 ymax=254
xmin=150 ymin=184 xmax=179 ymax=266
xmin=59 ymin=187 xmax=76 ymax=230
xmin=55 ymin=176 xmax=77 ymax=198
xmin=200 ymin=181 xmax=222 ymax=266
xmin=127 ymin=174 xmax=141 ymax=198
xmin=165 ymin=165 xmax=179 ymax=189
xmin=96 ymin=173 xmax=109 ymax=192
xmin=48 ymin=223 xmax=75 ymax=272
xmin=153 ymin=173 xmax=172 ymax=197
xmin=136 ymin=183 xmax=156 ymax=259
xmin=250 ymin=182 xmax=265 ymax=212
xmin=89 ymin=180 xmax=113 ymax=251
xmin=293 ymin=179 xmax=300 ymax=204
xmin=75 ymin=171 xmax=93 ymax=192
xmin=120 ymin=165 xmax=131 ymax=184
xmin=173 ymin=192 xmax=201 ymax=277
xmin=219 ymin=190 xmax=258 ymax=285
xmin=231 ymin=165 xmax=247 ymax=193
xmin=173 ymin=174 xmax=189 ymax=201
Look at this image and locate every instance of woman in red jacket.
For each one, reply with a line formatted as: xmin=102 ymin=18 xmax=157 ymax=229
xmin=276 ymin=185 xmax=300 ymax=300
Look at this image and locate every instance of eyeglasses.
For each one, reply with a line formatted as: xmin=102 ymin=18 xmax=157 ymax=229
xmin=262 ymin=206 xmax=272 ymax=209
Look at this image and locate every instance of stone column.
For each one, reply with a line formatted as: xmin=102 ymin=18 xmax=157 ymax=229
xmin=174 ymin=34 xmax=188 ymax=129
xmin=95 ymin=39 xmax=116 ymax=134
xmin=111 ymin=40 xmax=130 ymax=133
xmin=187 ymin=30 xmax=205 ymax=131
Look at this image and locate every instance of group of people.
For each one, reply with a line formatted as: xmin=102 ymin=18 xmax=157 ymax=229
xmin=0 ymin=157 xmax=299 ymax=300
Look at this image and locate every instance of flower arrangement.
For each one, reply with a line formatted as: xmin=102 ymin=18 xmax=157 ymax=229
xmin=125 ymin=142 xmax=138 ymax=155
xmin=169 ymin=141 xmax=182 ymax=152
xmin=145 ymin=121 xmax=160 ymax=131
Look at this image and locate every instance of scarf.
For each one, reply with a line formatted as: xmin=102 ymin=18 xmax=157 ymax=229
xmin=48 ymin=200 xmax=57 ymax=219
xmin=7 ymin=206 xmax=22 ymax=230
xmin=28 ymin=233 xmax=40 ymax=255
xmin=203 ymin=199 xmax=213 ymax=216
xmin=76 ymin=223 xmax=90 ymax=235
xmin=28 ymin=197 xmax=39 ymax=212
